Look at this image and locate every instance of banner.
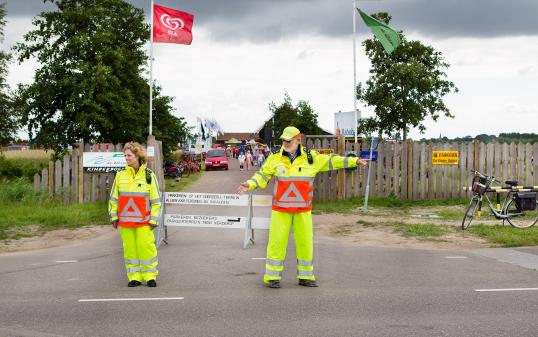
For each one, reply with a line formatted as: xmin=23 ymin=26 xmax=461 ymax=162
xmin=153 ymin=4 xmax=194 ymax=45
xmin=83 ymin=152 xmax=125 ymax=173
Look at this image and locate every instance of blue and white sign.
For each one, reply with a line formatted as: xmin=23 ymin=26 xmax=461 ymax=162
xmin=334 ymin=110 xmax=360 ymax=137
xmin=83 ymin=152 xmax=126 ymax=173
xmin=360 ymin=150 xmax=378 ymax=162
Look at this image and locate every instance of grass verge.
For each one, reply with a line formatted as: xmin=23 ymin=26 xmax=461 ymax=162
xmin=164 ymin=171 xmax=204 ymax=192
xmin=0 ymin=178 xmax=107 ymax=241
xmin=466 ymin=225 xmax=538 ymax=247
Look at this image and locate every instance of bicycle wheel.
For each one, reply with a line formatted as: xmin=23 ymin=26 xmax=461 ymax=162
xmin=505 ymin=198 xmax=538 ymax=228
xmin=462 ymin=196 xmax=480 ymax=230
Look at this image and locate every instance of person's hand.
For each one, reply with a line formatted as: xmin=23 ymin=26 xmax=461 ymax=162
xmin=112 ymin=220 xmax=118 ymax=229
xmin=357 ymin=158 xmax=368 ymax=166
xmin=149 ymin=222 xmax=158 ymax=230
xmin=237 ymin=182 xmax=249 ymax=195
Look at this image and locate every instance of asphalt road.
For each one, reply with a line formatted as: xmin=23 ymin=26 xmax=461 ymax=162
xmin=1 ymin=159 xmax=537 ymax=337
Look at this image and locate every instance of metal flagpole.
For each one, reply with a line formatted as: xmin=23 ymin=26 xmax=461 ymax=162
xmin=149 ymin=0 xmax=155 ymax=135
xmin=352 ymin=0 xmax=358 ymax=145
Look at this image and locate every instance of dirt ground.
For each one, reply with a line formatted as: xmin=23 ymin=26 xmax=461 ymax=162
xmin=314 ymin=213 xmax=491 ymax=250
xmin=0 ymin=225 xmax=115 ymax=254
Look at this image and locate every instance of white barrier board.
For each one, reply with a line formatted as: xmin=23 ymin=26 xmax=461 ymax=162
xmin=165 ymin=214 xmax=270 ymax=230
xmin=165 ymin=192 xmax=273 ymax=207
xmin=165 ymin=192 xmax=248 ymax=206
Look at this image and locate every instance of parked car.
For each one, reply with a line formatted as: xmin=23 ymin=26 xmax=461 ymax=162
xmin=205 ymin=149 xmax=228 ymax=170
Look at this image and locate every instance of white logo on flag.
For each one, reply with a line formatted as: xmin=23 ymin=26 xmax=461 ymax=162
xmin=160 ymin=14 xmax=185 ymax=31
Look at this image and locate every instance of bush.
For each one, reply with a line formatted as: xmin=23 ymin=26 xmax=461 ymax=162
xmin=0 ymin=177 xmax=46 ymax=203
xmin=0 ymin=154 xmax=49 ymax=180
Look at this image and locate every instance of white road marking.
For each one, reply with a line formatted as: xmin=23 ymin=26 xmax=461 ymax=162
xmin=251 ymin=258 xmax=266 ymax=260
xmin=475 ymin=288 xmax=538 ymax=292
xmin=445 ymin=256 xmax=468 ymax=259
xmin=56 ymin=260 xmax=78 ymax=263
xmin=79 ymin=297 xmax=184 ymax=302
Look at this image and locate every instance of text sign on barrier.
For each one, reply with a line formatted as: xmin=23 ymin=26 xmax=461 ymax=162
xmin=432 ymin=151 xmax=459 ymax=165
xmin=165 ymin=192 xmax=249 ymax=206
xmin=165 ymin=192 xmax=273 ymax=207
xmin=165 ymin=214 xmax=246 ymax=228
xmin=165 ymin=214 xmax=271 ymax=230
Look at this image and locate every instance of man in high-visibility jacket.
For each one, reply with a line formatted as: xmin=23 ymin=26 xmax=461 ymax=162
xmin=238 ymin=126 xmax=368 ymax=288
xmin=109 ymin=142 xmax=162 ymax=287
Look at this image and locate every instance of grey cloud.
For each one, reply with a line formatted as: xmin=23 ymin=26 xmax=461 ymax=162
xmin=5 ymin=0 xmax=538 ymax=43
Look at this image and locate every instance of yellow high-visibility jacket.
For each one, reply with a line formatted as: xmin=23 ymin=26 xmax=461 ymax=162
xmin=109 ymin=164 xmax=162 ymax=227
xmin=245 ymin=145 xmax=357 ymax=212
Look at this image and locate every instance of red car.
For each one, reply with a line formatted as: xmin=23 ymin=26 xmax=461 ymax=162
xmin=205 ymin=149 xmax=228 ymax=170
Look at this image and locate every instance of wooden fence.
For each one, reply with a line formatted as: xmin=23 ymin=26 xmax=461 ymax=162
xmin=304 ymin=136 xmax=538 ymax=201
xmin=33 ymin=136 xmax=164 ymax=204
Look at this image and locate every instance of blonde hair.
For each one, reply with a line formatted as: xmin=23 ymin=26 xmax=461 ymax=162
xmin=123 ymin=142 xmax=148 ymax=165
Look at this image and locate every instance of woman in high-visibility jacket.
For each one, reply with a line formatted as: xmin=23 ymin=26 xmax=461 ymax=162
xmin=109 ymin=142 xmax=162 ymax=287
xmin=238 ymin=126 xmax=368 ymax=288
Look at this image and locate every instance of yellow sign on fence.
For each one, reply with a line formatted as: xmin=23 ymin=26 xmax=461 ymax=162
xmin=313 ymin=149 xmax=335 ymax=154
xmin=432 ymin=151 xmax=459 ymax=165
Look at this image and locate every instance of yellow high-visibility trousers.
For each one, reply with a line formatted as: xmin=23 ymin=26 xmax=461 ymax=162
xmin=264 ymin=210 xmax=315 ymax=283
xmin=120 ymin=226 xmax=158 ymax=282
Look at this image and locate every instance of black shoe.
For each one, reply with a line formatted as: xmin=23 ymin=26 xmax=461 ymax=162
xmin=147 ymin=280 xmax=157 ymax=287
xmin=266 ymin=280 xmax=281 ymax=288
xmin=298 ymin=279 xmax=318 ymax=287
xmin=128 ymin=280 xmax=142 ymax=287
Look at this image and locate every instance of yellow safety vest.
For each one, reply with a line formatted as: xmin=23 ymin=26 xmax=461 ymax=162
xmin=109 ymin=164 xmax=162 ymax=227
xmin=246 ymin=145 xmax=357 ymax=212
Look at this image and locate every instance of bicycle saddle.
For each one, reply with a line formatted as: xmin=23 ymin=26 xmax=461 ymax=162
xmin=505 ymin=180 xmax=518 ymax=186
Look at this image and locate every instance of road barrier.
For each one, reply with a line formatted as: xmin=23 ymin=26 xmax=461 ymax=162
xmin=162 ymin=192 xmax=271 ymax=248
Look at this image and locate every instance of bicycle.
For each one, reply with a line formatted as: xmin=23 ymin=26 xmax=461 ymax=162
xmin=461 ymin=170 xmax=538 ymax=230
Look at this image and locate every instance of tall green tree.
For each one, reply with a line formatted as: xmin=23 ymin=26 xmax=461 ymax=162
xmin=0 ymin=2 xmax=16 ymax=146
xmin=357 ymin=12 xmax=458 ymax=140
xmin=269 ymin=93 xmax=322 ymax=140
xmin=13 ymin=0 xmax=188 ymax=154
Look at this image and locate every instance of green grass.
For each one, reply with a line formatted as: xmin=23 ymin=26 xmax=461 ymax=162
xmin=164 ymin=171 xmax=204 ymax=192
xmin=313 ymin=195 xmax=468 ymax=214
xmin=355 ymin=219 xmax=447 ymax=238
xmin=403 ymin=224 xmax=446 ymax=237
xmin=0 ymin=178 xmax=108 ymax=241
xmin=467 ymin=225 xmax=538 ymax=247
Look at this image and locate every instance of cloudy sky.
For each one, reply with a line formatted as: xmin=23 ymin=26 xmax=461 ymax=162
xmin=2 ymin=0 xmax=538 ymax=139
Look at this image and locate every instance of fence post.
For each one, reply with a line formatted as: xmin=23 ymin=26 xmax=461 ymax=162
xmin=337 ymin=132 xmax=345 ymax=199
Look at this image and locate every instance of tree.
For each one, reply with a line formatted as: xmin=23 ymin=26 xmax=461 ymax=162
xmin=269 ymin=93 xmax=322 ymax=139
xmin=13 ymin=0 xmax=188 ymax=155
xmin=0 ymin=3 xmax=17 ymax=146
xmin=357 ymin=12 xmax=458 ymax=140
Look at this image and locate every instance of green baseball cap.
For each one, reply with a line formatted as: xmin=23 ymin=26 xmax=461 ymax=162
xmin=280 ymin=126 xmax=301 ymax=141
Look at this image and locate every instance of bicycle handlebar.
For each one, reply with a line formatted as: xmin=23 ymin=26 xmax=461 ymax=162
xmin=470 ymin=169 xmax=499 ymax=183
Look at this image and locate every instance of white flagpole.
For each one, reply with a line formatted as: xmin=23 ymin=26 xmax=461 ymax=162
xmin=352 ymin=0 xmax=358 ymax=145
xmin=149 ymin=0 xmax=155 ymax=135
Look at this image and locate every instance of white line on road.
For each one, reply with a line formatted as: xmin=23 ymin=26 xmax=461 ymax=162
xmin=56 ymin=260 xmax=78 ymax=263
xmin=251 ymin=258 xmax=266 ymax=260
xmin=445 ymin=256 xmax=468 ymax=259
xmin=475 ymin=288 xmax=538 ymax=292
xmin=79 ymin=297 xmax=184 ymax=302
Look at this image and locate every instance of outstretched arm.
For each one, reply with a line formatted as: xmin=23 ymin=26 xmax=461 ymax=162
xmin=237 ymin=160 xmax=274 ymax=194
xmin=314 ymin=154 xmax=367 ymax=173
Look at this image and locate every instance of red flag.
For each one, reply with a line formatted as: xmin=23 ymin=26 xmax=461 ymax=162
xmin=153 ymin=4 xmax=194 ymax=45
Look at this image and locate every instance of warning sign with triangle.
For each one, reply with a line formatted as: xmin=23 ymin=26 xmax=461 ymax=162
xmin=279 ymin=183 xmax=306 ymax=202
xmin=121 ymin=198 xmax=143 ymax=217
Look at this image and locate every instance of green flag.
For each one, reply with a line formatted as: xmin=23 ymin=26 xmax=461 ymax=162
xmin=357 ymin=9 xmax=400 ymax=54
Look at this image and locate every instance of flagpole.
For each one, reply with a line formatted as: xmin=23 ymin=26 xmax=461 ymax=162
xmin=149 ymin=0 xmax=155 ymax=135
xmin=352 ymin=0 xmax=358 ymax=145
